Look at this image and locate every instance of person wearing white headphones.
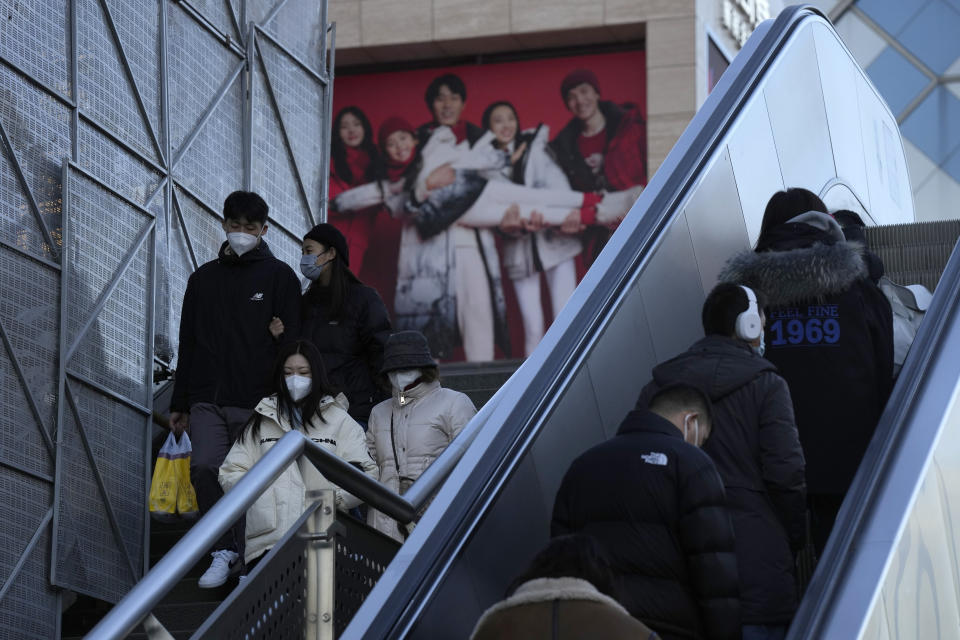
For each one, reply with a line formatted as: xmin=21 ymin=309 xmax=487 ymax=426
xmin=637 ymin=283 xmax=806 ymax=640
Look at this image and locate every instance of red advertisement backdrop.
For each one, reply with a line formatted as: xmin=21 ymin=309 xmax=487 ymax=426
xmin=332 ymin=49 xmax=646 ymax=362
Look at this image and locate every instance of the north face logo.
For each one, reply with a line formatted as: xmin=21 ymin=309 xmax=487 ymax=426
xmin=250 ymin=292 xmax=264 ymax=301
xmin=641 ymin=452 xmax=668 ymax=466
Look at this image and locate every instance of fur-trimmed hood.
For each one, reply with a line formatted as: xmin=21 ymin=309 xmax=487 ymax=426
xmin=470 ymin=578 xmax=630 ymax=638
xmin=719 ymin=240 xmax=868 ymax=307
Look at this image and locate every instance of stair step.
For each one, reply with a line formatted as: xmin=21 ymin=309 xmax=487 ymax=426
xmin=866 ymin=220 xmax=960 ymax=293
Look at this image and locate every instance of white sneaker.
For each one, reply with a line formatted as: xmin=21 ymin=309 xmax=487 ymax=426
xmin=198 ymin=550 xmax=240 ymax=589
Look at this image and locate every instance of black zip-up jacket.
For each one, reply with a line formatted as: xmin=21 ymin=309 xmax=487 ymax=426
xmin=638 ymin=336 xmax=806 ymax=625
xmin=552 ymin=410 xmax=740 ymax=640
xmin=300 ymin=282 xmax=392 ymax=423
xmin=171 ymin=240 xmax=301 ymax=412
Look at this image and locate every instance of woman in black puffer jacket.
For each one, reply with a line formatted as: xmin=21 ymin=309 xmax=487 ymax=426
xmin=297 ymin=223 xmax=392 ymax=427
xmin=719 ymin=188 xmax=893 ymax=552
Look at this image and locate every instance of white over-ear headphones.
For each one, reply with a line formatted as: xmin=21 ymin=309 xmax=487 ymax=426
xmin=735 ymin=285 xmax=763 ymax=341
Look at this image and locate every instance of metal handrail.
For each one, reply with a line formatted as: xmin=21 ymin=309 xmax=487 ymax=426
xmin=85 ymin=429 xmax=416 ymax=640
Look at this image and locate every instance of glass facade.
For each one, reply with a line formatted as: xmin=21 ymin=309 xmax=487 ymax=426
xmin=830 ymin=0 xmax=960 ymax=221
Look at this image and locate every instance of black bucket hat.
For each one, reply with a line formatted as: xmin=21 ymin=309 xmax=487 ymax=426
xmin=380 ymin=331 xmax=438 ymax=374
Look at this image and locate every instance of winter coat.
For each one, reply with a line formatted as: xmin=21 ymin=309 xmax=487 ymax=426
xmin=549 ymin=101 xmax=648 ymax=193
xmin=219 ymin=394 xmax=377 ymax=564
xmin=329 ymin=163 xmax=383 ymax=275
xmin=416 ymin=120 xmax=485 ymax=148
xmin=470 ymin=577 xmax=657 ymax=640
xmin=171 ymin=241 xmax=302 ymax=412
xmin=637 ymin=336 xmax=806 ymax=625
xmin=719 ymin=212 xmax=894 ymax=495
xmin=551 ymin=410 xmax=740 ymax=640
xmin=473 ymin=125 xmax=583 ymax=280
xmin=394 ymin=127 xmax=510 ymax=359
xmin=300 ymin=281 xmax=392 ymax=423
xmin=366 ymin=379 xmax=476 ymax=541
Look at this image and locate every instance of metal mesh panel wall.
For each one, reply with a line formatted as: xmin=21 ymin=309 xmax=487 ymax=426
xmin=0 ymin=0 xmax=332 ymax=623
xmin=54 ymin=164 xmax=155 ymax=602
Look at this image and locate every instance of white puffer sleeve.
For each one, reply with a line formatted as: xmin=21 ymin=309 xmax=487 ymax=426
xmin=334 ymin=415 xmax=380 ymax=509
xmin=219 ymin=432 xmax=257 ymax=493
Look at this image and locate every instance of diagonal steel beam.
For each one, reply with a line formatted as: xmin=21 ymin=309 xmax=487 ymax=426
xmin=0 ymin=317 xmax=56 ymax=457
xmin=97 ymin=0 xmax=166 ymax=165
xmin=254 ymin=24 xmax=325 ymax=84
xmin=0 ymin=507 xmax=54 ymax=605
xmin=255 ymin=38 xmax=316 ymax=225
xmin=64 ymin=381 xmax=139 ymax=581
xmin=0 ymin=458 xmax=54 ymax=484
xmin=0 ymin=237 xmax=60 ymax=271
xmin=171 ymin=187 xmax=201 ymax=272
xmin=64 ymin=216 xmax=155 ymax=363
xmin=171 ymin=59 xmax=245 ymax=171
xmin=0 ymin=118 xmax=59 ymax=259
xmin=226 ymin=0 xmax=242 ymax=44
xmin=260 ymin=0 xmax=290 ymax=27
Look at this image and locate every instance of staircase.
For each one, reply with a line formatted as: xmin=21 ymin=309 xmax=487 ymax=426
xmin=60 ymin=361 xmax=522 ymax=638
xmin=866 ymin=219 xmax=960 ymax=291
xmin=440 ymin=359 xmax=522 ymax=408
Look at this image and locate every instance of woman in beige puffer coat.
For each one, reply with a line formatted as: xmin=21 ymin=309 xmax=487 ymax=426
xmin=366 ymin=331 xmax=476 ymax=541
xmin=219 ymin=340 xmax=378 ymax=566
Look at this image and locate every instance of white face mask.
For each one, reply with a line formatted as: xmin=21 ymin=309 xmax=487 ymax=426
xmin=752 ymin=332 xmax=766 ymax=358
xmin=285 ymin=375 xmax=311 ymax=402
xmin=388 ymin=369 xmax=421 ymax=391
xmin=226 ymin=227 xmax=263 ymax=256
xmin=683 ymin=414 xmax=700 ymax=446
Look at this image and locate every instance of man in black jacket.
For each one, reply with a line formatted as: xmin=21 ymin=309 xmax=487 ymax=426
xmin=169 ymin=191 xmax=301 ymax=588
xmin=552 ymin=384 xmax=740 ymax=640
xmin=638 ymin=283 xmax=806 ymax=640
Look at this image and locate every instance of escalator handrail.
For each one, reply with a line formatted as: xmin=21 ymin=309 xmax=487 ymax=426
xmin=789 ymin=233 xmax=960 ymax=636
xmin=85 ymin=430 xmax=415 ymax=640
xmin=345 ymin=5 xmax=833 ymax=638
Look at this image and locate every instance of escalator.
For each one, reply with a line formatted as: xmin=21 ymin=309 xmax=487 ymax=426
xmin=338 ymin=6 xmax=960 ymax=640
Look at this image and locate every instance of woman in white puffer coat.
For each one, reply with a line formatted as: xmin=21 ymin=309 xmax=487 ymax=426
xmin=366 ymin=331 xmax=476 ymax=542
xmin=220 ymin=339 xmax=378 ymax=568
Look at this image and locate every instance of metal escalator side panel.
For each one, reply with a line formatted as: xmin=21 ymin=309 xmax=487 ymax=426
xmin=789 ymin=239 xmax=960 ymax=639
xmin=343 ymin=6 xmax=913 ymax=638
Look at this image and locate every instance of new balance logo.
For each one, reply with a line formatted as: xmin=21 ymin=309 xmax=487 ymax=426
xmin=250 ymin=292 xmax=264 ymax=301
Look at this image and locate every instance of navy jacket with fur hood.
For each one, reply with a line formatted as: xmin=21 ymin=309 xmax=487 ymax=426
xmin=171 ymin=240 xmax=302 ymax=411
xmin=637 ymin=336 xmax=805 ymax=625
xmin=719 ymin=212 xmax=893 ymax=496
xmin=552 ymin=410 xmax=740 ymax=640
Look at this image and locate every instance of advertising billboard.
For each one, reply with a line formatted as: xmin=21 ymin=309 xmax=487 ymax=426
xmin=331 ymin=49 xmax=647 ymax=361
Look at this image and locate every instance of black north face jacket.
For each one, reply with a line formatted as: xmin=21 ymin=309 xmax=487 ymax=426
xmin=638 ymin=336 xmax=806 ymax=625
xmin=171 ymin=240 xmax=302 ymax=411
xmin=552 ymin=410 xmax=740 ymax=640
xmin=719 ymin=214 xmax=894 ymax=496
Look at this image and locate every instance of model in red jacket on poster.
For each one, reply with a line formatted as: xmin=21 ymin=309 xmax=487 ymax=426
xmin=549 ymin=69 xmax=648 ymax=263
xmin=328 ymin=106 xmax=386 ymax=275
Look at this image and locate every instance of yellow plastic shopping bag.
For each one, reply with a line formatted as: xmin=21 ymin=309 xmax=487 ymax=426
xmin=149 ymin=432 xmax=199 ymax=522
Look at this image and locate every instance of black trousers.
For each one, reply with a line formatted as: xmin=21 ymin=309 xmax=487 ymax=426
xmin=189 ymin=402 xmax=252 ymax=555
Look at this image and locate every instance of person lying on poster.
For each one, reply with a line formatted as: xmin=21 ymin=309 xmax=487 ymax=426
xmin=327 ymin=106 xmax=387 ymax=274
xmin=373 ymin=116 xmax=507 ymax=363
xmin=476 ymin=100 xmax=582 ymax=358
xmin=549 ymin=68 xmax=648 ymax=261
